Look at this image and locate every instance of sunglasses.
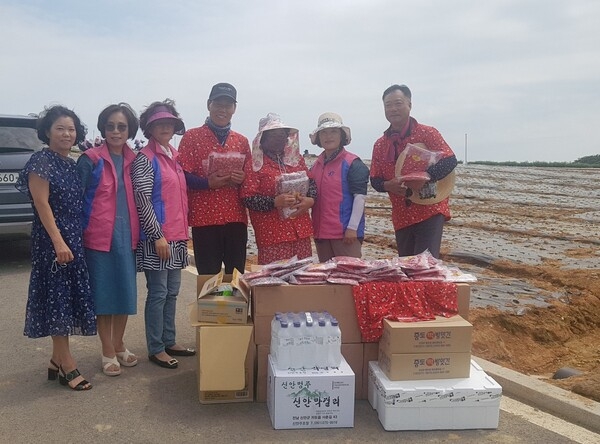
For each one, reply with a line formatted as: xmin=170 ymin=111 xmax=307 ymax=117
xmin=105 ymin=123 xmax=128 ymax=133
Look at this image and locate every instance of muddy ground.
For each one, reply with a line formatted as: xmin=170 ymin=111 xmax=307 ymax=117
xmin=245 ymin=164 xmax=600 ymax=402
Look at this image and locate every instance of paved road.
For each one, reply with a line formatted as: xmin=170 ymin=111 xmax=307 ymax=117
xmin=1 ymin=238 xmax=598 ymax=443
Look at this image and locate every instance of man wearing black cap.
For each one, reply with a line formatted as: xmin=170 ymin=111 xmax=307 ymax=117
xmin=178 ymin=82 xmax=251 ymax=274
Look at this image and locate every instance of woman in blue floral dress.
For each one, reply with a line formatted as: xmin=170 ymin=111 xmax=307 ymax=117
xmin=16 ymin=105 xmax=96 ymax=391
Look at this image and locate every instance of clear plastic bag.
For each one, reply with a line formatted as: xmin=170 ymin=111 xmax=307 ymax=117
xmin=395 ymin=143 xmax=442 ymax=180
xmin=207 ymin=152 xmax=246 ymax=175
xmin=275 ymin=171 xmax=309 ymax=219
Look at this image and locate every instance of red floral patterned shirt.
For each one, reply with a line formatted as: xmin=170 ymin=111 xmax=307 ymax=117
xmin=240 ymin=155 xmax=313 ymax=248
xmin=178 ymin=125 xmax=251 ymax=227
xmin=370 ymin=119 xmax=454 ymax=231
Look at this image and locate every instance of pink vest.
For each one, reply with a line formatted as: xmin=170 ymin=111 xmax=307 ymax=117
xmin=311 ymin=149 xmax=364 ymax=239
xmin=81 ymin=144 xmax=140 ymax=251
xmin=139 ymin=140 xmax=189 ymax=241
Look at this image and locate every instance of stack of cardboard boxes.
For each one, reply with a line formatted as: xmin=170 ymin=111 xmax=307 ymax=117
xmin=190 ymin=270 xmax=255 ymax=404
xmin=189 ymin=272 xmax=486 ymax=429
xmin=368 ymin=311 xmax=503 ymax=430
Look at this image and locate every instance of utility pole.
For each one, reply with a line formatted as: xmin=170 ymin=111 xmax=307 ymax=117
xmin=464 ymin=133 xmax=468 ymax=165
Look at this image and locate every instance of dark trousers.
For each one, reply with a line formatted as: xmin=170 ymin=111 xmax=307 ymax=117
xmin=394 ymin=214 xmax=445 ymax=258
xmin=192 ymin=223 xmax=248 ymax=275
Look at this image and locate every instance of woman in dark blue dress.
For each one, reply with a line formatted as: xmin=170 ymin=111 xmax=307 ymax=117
xmin=16 ymin=105 xmax=96 ymax=391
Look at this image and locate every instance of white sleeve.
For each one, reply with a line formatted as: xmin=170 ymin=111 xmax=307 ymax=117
xmin=346 ymin=194 xmax=366 ymax=231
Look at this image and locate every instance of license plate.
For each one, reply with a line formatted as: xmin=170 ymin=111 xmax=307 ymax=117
xmin=0 ymin=171 xmax=20 ymax=184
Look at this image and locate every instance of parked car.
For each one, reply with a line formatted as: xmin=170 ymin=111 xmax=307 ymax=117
xmin=0 ymin=114 xmax=41 ymax=239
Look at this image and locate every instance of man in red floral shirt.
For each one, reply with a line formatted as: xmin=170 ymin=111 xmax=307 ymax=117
xmin=178 ymin=83 xmax=251 ymax=274
xmin=370 ymin=84 xmax=457 ymax=258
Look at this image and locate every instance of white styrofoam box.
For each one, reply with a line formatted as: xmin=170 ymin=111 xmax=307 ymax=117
xmin=267 ymin=355 xmax=355 ymax=429
xmin=368 ymin=360 xmax=502 ymax=431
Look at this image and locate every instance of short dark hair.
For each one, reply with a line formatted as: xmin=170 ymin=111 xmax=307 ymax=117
xmin=314 ymin=128 xmax=349 ymax=149
xmin=382 ymin=84 xmax=412 ymax=101
xmin=37 ymin=105 xmax=87 ymax=145
xmin=97 ymin=103 xmax=139 ymax=139
xmin=139 ymin=98 xmax=181 ymax=139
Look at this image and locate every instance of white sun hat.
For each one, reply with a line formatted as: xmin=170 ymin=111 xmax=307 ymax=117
xmin=309 ymin=112 xmax=351 ymax=146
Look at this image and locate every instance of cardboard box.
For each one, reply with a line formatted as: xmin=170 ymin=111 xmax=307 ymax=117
xmin=378 ymin=347 xmax=471 ymax=380
xmin=267 ymin=355 xmax=355 ymax=429
xmin=456 ymin=283 xmax=470 ymax=321
xmin=368 ymin=360 xmax=501 ymax=430
xmin=256 ymin=343 xmax=363 ymax=403
xmin=189 ymin=303 xmax=255 ymax=404
xmin=252 ymin=283 xmax=470 ymax=345
xmin=197 ymin=270 xmax=249 ymax=324
xmin=252 ymin=284 xmax=362 ymax=345
xmin=380 ymin=316 xmax=472 ymax=354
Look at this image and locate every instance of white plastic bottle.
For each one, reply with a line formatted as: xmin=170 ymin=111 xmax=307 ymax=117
xmin=327 ymin=318 xmax=342 ymax=367
xmin=270 ymin=312 xmax=283 ymax=361
xmin=303 ymin=312 xmax=316 ymax=368
xmin=276 ymin=320 xmax=293 ymax=370
xmin=290 ymin=318 xmax=304 ymax=369
xmin=314 ymin=317 xmax=328 ymax=368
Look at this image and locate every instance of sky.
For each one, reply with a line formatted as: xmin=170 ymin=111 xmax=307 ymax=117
xmin=1 ymin=0 xmax=599 ymax=162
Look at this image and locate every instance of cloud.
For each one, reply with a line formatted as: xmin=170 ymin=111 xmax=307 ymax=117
xmin=1 ymin=0 xmax=599 ymax=162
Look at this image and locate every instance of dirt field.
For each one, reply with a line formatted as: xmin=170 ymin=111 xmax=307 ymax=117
xmin=246 ymin=164 xmax=600 ymax=402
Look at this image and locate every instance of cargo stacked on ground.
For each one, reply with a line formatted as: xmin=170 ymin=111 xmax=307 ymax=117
xmin=369 ymin=314 xmax=502 ymax=430
xmin=190 ymin=270 xmax=254 ymax=404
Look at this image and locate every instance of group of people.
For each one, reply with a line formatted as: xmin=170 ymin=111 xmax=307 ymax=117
xmin=16 ymin=82 xmax=457 ymax=391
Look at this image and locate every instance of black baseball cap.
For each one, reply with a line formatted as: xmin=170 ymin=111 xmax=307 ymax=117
xmin=208 ymin=82 xmax=237 ymax=102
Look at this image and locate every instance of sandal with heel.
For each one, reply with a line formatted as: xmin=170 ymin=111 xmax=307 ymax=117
xmin=48 ymin=359 xmax=60 ymax=381
xmin=59 ymin=366 xmax=92 ymax=391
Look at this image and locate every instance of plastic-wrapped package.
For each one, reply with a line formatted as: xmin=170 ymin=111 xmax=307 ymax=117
xmin=241 ymin=268 xmax=272 ymax=281
xmin=276 ymin=171 xmax=309 ymax=219
xmin=329 ymin=271 xmax=367 ymax=283
xmin=394 ymin=143 xmax=443 ymax=180
xmin=292 ymin=270 xmax=329 ymax=279
xmin=326 ymin=276 xmax=361 ymax=286
xmin=247 ymin=276 xmax=289 ymax=287
xmin=288 ymin=275 xmax=329 ymax=285
xmin=207 ymin=151 xmax=246 ymax=175
xmin=392 ymin=250 xmax=440 ymax=271
xmin=261 ymin=255 xmax=314 ymax=271
xmin=331 ymin=256 xmax=371 ymax=273
xmin=441 ymin=266 xmax=478 ymax=282
xmin=304 ymin=262 xmax=338 ymax=272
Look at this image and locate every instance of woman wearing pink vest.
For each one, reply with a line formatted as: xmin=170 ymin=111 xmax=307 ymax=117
xmin=309 ymin=113 xmax=370 ymax=262
xmin=77 ymin=103 xmax=140 ymax=377
xmin=132 ymin=99 xmax=194 ymax=370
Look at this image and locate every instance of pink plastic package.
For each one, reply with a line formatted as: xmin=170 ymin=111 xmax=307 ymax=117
xmin=207 ymin=152 xmax=246 ymax=175
xmin=276 ymin=171 xmax=309 ymax=219
xmin=395 ymin=143 xmax=443 ymax=181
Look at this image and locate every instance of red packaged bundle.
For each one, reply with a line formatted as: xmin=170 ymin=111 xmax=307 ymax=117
xmin=247 ymin=276 xmax=288 ymax=287
xmin=276 ymin=171 xmax=309 ymax=219
xmin=327 ymin=276 xmax=360 ymax=286
xmin=207 ymin=152 xmax=246 ymax=175
xmin=394 ymin=143 xmax=442 ymax=180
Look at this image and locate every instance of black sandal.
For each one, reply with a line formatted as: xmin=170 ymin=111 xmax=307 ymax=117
xmin=59 ymin=367 xmax=92 ymax=391
xmin=48 ymin=359 xmax=60 ymax=381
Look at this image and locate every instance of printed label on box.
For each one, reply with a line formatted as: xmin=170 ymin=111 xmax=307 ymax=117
xmin=267 ymin=355 xmax=355 ymax=429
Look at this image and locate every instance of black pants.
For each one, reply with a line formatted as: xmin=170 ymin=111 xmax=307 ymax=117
xmin=394 ymin=214 xmax=445 ymax=258
xmin=192 ymin=223 xmax=248 ymax=275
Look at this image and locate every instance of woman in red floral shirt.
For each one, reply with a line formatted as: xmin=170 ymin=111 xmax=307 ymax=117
xmin=240 ymin=113 xmax=316 ymax=264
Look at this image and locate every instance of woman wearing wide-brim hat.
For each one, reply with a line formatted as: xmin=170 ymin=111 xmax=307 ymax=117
xmin=240 ymin=113 xmax=316 ymax=264
xmin=309 ymin=112 xmax=370 ymax=262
